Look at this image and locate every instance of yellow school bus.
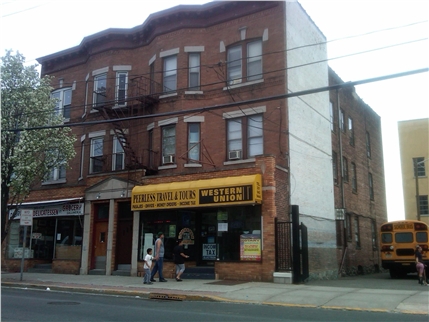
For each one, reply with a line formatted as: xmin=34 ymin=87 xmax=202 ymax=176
xmin=380 ymin=220 xmax=428 ymax=278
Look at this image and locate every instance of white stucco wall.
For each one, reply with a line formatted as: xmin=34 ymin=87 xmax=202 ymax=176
xmin=286 ymin=1 xmax=334 ymax=221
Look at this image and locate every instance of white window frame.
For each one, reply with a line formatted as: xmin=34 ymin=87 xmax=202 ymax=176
xmin=112 ymin=136 xmax=125 ymax=171
xmin=162 ymin=125 xmax=176 ymax=164
xmin=188 ymin=53 xmax=200 ymax=91
xmin=115 ymin=72 xmax=128 ymax=107
xmin=163 ymin=55 xmax=177 ymax=93
xmin=93 ymin=73 xmax=107 ymax=107
xmin=90 ymin=137 xmax=104 ymax=174
xmin=247 ymin=40 xmax=262 ymax=82
xmin=51 ymin=87 xmax=72 ymax=121
xmin=188 ymin=123 xmax=200 ymax=162
xmin=227 ymin=39 xmax=262 ymax=85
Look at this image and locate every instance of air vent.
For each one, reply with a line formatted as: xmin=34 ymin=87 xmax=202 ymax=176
xmin=162 ymin=155 xmax=175 ymax=164
xmin=228 ymin=150 xmax=242 ymax=160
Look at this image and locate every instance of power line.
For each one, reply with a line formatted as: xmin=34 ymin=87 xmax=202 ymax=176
xmin=3 ymin=67 xmax=427 ymax=133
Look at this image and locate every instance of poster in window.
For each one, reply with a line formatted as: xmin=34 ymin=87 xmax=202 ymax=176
xmin=240 ymin=234 xmax=261 ymax=261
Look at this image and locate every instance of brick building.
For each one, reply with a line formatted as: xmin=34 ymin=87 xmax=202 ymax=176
xmin=3 ymin=1 xmax=387 ymax=281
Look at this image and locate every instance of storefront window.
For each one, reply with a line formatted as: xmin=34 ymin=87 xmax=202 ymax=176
xmin=55 ymin=218 xmax=83 ymax=260
xmin=138 ymin=205 xmax=261 ymax=262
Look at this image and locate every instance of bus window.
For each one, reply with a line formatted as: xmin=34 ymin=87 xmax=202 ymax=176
xmin=395 ymin=232 xmax=413 ymax=243
xmin=416 ymin=232 xmax=428 ymax=243
xmin=381 ymin=233 xmax=392 ymax=243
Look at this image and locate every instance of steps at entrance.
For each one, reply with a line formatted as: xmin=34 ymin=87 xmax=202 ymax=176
xmin=89 ymin=269 xmax=106 ymax=275
xmin=181 ymin=266 xmax=215 ymax=280
xmin=112 ymin=264 xmax=131 ymax=276
xmin=28 ymin=264 xmax=52 ymax=273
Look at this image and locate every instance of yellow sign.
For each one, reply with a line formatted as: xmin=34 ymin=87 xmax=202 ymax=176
xmin=240 ymin=235 xmax=261 ymax=261
xmin=132 ymin=175 xmax=262 ymax=210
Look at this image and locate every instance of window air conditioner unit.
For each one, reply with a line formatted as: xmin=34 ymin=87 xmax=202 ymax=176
xmin=162 ymin=155 xmax=175 ymax=164
xmin=228 ymin=150 xmax=242 ymax=160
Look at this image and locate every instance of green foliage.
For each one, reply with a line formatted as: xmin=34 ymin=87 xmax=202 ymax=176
xmin=1 ymin=50 xmax=76 ymax=239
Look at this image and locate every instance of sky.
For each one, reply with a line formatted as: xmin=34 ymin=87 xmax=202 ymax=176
xmin=1 ymin=0 xmax=428 ymax=221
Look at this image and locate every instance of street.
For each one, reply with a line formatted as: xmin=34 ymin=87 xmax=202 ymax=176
xmin=1 ymin=287 xmax=425 ymax=322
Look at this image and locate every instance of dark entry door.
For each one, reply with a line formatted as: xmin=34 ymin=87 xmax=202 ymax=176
xmin=197 ymin=212 xmax=217 ymax=266
xmin=115 ymin=202 xmax=133 ymax=268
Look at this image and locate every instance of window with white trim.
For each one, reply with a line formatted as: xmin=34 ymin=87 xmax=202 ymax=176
xmin=339 ymin=109 xmax=345 ymax=132
xmin=227 ymin=39 xmax=262 ymax=85
xmin=188 ymin=123 xmax=200 ymax=162
xmin=162 ymin=125 xmax=176 ymax=164
xmin=90 ymin=137 xmax=104 ymax=173
xmin=93 ymin=73 xmax=107 ymax=107
xmin=112 ymin=136 xmax=125 ymax=171
xmin=163 ymin=56 xmax=177 ymax=93
xmin=188 ymin=53 xmax=200 ymax=91
xmin=51 ymin=88 xmax=72 ymax=120
xmin=227 ymin=114 xmax=263 ymax=160
xmin=115 ymin=72 xmax=128 ymax=106
xmin=348 ymin=117 xmax=354 ymax=145
xmin=351 ymin=162 xmax=357 ymax=192
xmin=44 ymin=150 xmax=67 ymax=183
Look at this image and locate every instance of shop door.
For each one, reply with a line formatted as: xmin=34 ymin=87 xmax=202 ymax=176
xmin=197 ymin=212 xmax=217 ymax=266
xmin=115 ymin=202 xmax=133 ymax=268
xmin=91 ymin=203 xmax=109 ymax=270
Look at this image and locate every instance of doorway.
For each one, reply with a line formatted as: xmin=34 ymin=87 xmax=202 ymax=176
xmin=91 ymin=203 xmax=109 ymax=270
xmin=115 ymin=202 xmax=133 ymax=270
xmin=197 ymin=211 xmax=217 ymax=266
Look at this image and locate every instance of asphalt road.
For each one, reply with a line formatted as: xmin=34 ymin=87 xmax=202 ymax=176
xmin=2 ymin=287 xmax=426 ymax=322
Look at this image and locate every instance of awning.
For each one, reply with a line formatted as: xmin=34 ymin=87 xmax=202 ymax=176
xmin=8 ymin=197 xmax=84 ymax=219
xmin=132 ymin=174 xmax=262 ymax=210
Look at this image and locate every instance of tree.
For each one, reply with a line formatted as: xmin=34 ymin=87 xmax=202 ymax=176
xmin=1 ymin=50 xmax=76 ymax=243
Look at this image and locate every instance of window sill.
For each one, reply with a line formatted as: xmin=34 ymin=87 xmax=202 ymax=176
xmin=223 ymin=79 xmax=264 ymax=91
xmin=184 ymin=163 xmax=202 ymax=168
xmin=42 ymin=179 xmax=67 ymax=185
xmin=184 ymin=91 xmax=203 ymax=95
xmin=158 ymin=164 xmax=177 ymax=170
xmin=223 ymin=158 xmax=255 ymax=166
xmin=159 ymin=92 xmax=178 ymax=99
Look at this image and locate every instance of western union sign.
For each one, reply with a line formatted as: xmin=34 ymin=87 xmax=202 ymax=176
xmin=132 ymin=174 xmax=262 ymax=210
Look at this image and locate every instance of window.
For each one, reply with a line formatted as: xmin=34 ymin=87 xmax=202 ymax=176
xmin=247 ymin=40 xmax=262 ymax=81
xmin=351 ymin=162 xmax=357 ymax=192
xmin=148 ymin=129 xmax=154 ymax=168
xmin=413 ymin=157 xmax=426 ymax=177
xmin=366 ymin=131 xmax=371 ymax=158
xmin=332 ymin=151 xmax=338 ymax=184
xmin=339 ymin=109 xmax=345 ymax=132
xmin=329 ymin=101 xmax=335 ymax=132
xmin=348 ymin=117 xmax=354 ymax=145
xmin=369 ymin=172 xmax=374 ymax=200
xmin=112 ymin=136 xmax=125 ymax=171
xmin=346 ymin=214 xmax=352 ymax=241
xmin=354 ymin=216 xmax=360 ymax=248
xmin=188 ymin=53 xmax=200 ymax=91
xmin=94 ymin=73 xmax=107 ymax=107
xmin=115 ymin=72 xmax=128 ymax=106
xmin=371 ymin=220 xmax=377 ymax=250
xmin=188 ymin=123 xmax=200 ymax=162
xmin=90 ymin=137 xmax=104 ymax=173
xmin=150 ymin=63 xmax=155 ymax=95
xmin=342 ymin=156 xmax=348 ymax=182
xmin=163 ymin=55 xmax=177 ymax=93
xmin=45 ymin=150 xmax=66 ymax=183
xmin=162 ymin=125 xmax=176 ymax=164
xmin=79 ymin=138 xmax=85 ymax=179
xmin=227 ymin=40 xmax=262 ymax=85
xmin=51 ymin=88 xmax=71 ymax=120
xmin=227 ymin=114 xmax=263 ymax=160
xmin=420 ymin=195 xmax=428 ymax=215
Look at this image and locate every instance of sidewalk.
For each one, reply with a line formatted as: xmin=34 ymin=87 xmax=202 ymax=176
xmin=1 ymin=271 xmax=428 ymax=315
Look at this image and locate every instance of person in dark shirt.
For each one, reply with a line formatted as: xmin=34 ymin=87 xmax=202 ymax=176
xmin=415 ymin=246 xmax=428 ymax=286
xmin=173 ymin=239 xmax=189 ymax=281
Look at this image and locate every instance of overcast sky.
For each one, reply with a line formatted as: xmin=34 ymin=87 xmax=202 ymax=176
xmin=1 ymin=0 xmax=428 ymax=221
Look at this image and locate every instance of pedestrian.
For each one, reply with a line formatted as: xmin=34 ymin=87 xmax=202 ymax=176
xmin=143 ymin=248 xmax=153 ymax=285
xmin=415 ymin=245 xmax=428 ymax=286
xmin=150 ymin=232 xmax=167 ymax=282
xmin=174 ymin=239 xmax=189 ymax=281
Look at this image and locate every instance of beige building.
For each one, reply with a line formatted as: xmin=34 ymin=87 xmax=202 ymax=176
xmin=398 ymin=118 xmax=429 ymax=224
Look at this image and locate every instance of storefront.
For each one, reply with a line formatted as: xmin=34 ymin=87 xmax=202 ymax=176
xmin=6 ymin=198 xmax=84 ymax=273
xmin=132 ymin=175 xmax=263 ymax=269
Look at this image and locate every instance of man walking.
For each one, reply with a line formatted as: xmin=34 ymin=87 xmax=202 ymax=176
xmin=151 ymin=232 xmax=167 ymax=282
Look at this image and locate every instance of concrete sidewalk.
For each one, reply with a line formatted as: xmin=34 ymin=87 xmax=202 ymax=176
xmin=1 ymin=272 xmax=428 ymax=315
